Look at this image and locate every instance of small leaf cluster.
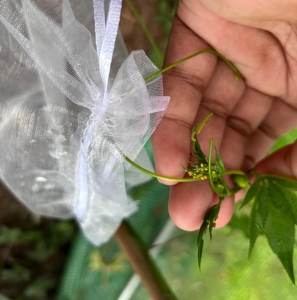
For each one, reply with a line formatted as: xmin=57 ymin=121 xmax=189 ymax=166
xmin=186 ymin=113 xmax=297 ymax=284
xmin=186 ymin=114 xmax=248 ymax=269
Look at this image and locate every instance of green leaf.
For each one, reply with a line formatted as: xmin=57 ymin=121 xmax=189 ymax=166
xmin=265 ymin=182 xmax=295 ymax=284
xmin=240 ymin=178 xmax=260 ymax=209
xmin=284 ymin=190 xmax=297 ymax=225
xmin=247 ymin=175 xmax=297 ymax=284
xmin=192 ymin=138 xmax=208 ymax=164
xmin=249 ymin=202 xmax=260 ymax=258
xmin=197 ymin=199 xmax=223 ymax=270
xmin=210 ymin=200 xmax=223 ymax=239
xmin=248 ymin=185 xmax=269 ymax=257
xmin=197 ymin=221 xmax=207 ymax=270
xmin=267 ymin=175 xmax=297 ymax=191
xmin=265 ymin=175 xmax=297 ymax=224
xmin=214 ymin=146 xmax=225 ymax=173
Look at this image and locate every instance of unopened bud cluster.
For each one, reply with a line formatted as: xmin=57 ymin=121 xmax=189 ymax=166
xmin=184 ymin=162 xmax=218 ymax=181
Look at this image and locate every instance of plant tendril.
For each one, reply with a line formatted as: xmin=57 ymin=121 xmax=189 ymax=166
xmin=191 ymin=113 xmax=214 ymax=142
xmin=144 ymin=49 xmax=242 ymax=83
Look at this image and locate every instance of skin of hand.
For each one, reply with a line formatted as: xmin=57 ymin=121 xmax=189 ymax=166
xmin=152 ymin=0 xmax=297 ymax=231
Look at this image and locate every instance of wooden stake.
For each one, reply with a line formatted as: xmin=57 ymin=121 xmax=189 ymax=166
xmin=115 ymin=221 xmax=178 ymax=300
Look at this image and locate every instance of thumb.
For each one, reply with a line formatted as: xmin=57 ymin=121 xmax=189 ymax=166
xmin=254 ymin=141 xmax=297 ymax=180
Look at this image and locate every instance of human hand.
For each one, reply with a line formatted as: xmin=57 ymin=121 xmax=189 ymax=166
xmin=152 ymin=0 xmax=297 ymax=231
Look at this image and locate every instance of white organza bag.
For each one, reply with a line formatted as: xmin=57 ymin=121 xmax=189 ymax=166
xmin=0 ymin=0 xmax=169 ymax=245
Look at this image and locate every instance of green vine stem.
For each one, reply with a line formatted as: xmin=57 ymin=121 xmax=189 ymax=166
xmin=222 ymin=170 xmax=247 ymax=176
xmin=144 ymin=49 xmax=242 ymax=83
xmin=125 ymin=156 xmax=201 ymax=182
xmin=191 ymin=112 xmax=213 ymax=141
xmin=108 ymin=137 xmax=200 ymax=182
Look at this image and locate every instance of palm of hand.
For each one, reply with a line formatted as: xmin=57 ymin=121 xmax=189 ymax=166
xmin=152 ymin=0 xmax=297 ymax=231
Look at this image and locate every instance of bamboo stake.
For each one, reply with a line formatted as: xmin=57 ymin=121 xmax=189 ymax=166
xmin=114 ymin=221 xmax=178 ymax=300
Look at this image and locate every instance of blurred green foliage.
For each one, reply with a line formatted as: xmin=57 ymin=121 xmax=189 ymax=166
xmin=0 ymin=220 xmax=75 ymax=299
xmin=156 ymin=0 xmax=177 ymax=35
xmin=148 ymin=0 xmax=178 ymax=66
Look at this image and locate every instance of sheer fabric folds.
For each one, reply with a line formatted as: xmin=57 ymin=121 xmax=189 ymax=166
xmin=0 ymin=0 xmax=169 ymax=244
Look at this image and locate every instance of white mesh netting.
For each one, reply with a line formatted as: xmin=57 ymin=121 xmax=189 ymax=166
xmin=0 ymin=0 xmax=169 ymax=244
